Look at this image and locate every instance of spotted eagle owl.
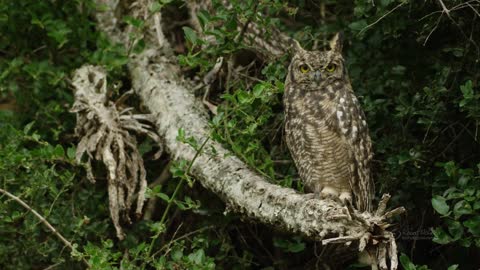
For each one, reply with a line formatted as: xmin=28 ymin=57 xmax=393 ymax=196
xmin=284 ymin=33 xmax=373 ymax=212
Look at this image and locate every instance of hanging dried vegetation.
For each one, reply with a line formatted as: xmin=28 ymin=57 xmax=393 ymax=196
xmin=70 ymin=65 xmax=162 ymax=240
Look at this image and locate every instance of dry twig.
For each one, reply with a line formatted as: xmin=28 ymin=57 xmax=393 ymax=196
xmin=0 ymin=188 xmax=90 ymax=267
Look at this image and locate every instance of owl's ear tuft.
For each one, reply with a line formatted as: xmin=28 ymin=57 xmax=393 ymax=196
xmin=329 ymin=32 xmax=343 ymax=53
xmin=290 ymin=39 xmax=305 ymax=54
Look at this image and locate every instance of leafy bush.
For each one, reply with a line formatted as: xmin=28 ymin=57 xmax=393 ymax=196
xmin=1 ymin=0 xmax=479 ymax=269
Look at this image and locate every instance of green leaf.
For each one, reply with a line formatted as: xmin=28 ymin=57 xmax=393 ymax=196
xmin=432 ymin=195 xmax=450 ymax=216
xmin=459 ymin=237 xmax=472 ymax=247
xmin=458 ymin=175 xmax=470 ymax=186
xmin=473 ymin=200 xmax=480 ymax=210
xmin=464 ymin=216 xmax=480 ymax=236
xmin=348 ymin=20 xmax=368 ymax=31
xmin=23 ymin=122 xmax=35 ymax=135
xmin=149 ymin=222 xmax=166 ymax=234
xmin=443 ymin=161 xmax=457 ymax=177
xmin=183 ymin=26 xmax=198 ymax=45
xmin=446 ymin=220 xmax=463 ymax=241
xmin=432 ymin=227 xmax=453 ymax=245
xmin=453 ymin=200 xmax=472 ymax=218
xmin=236 ymin=90 xmax=252 ymax=104
xmin=399 ymin=253 xmax=416 ymax=270
xmin=149 ymin=2 xmax=162 ymax=13
xmin=171 ymin=247 xmax=184 ymax=261
xmin=197 ymin=10 xmax=210 ymax=29
xmin=46 ymin=21 xmax=72 ymax=48
xmin=53 ymin=144 xmax=64 ymax=158
xmin=188 ymin=249 xmax=205 ymax=265
xmin=155 ymin=192 xmax=170 ymax=202
xmin=288 ymin=242 xmax=305 ymax=253
xmin=177 ymin=128 xmax=186 ymax=142
xmin=460 ymin=80 xmax=473 ymax=98
xmin=124 ymin=16 xmax=144 ymax=28
xmin=253 ymin=84 xmax=265 ymax=97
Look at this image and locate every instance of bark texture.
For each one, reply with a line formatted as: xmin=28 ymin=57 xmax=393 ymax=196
xmin=72 ymin=0 xmax=406 ymax=268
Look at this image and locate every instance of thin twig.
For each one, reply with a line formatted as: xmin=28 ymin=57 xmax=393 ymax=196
xmin=466 ymin=2 xmax=480 ymax=17
xmin=234 ymin=1 xmax=260 ymax=45
xmin=437 ymin=0 xmax=451 ymax=18
xmin=359 ymin=2 xmax=406 ymax=35
xmin=154 ymin=225 xmax=215 ymax=257
xmin=41 ymin=262 xmax=63 ymax=270
xmin=143 ymin=161 xmax=173 ymax=220
xmin=144 ymin=137 xmax=210 ymax=264
xmin=423 ymin=14 xmax=443 ymax=46
xmin=0 ymin=188 xmax=90 ymax=267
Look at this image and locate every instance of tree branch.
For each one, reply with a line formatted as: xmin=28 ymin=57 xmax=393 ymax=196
xmin=83 ymin=0 xmax=405 ymax=268
xmin=0 ymin=188 xmax=90 ymax=267
xmin=187 ymin=0 xmax=291 ymax=60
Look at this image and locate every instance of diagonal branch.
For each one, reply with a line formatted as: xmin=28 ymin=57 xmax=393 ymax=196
xmin=84 ymin=0 xmax=405 ymax=268
xmin=0 ymin=188 xmax=90 ymax=267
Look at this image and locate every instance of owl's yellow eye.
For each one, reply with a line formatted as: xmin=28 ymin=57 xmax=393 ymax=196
xmin=326 ymin=64 xmax=336 ymax=72
xmin=299 ymin=64 xmax=310 ymax=73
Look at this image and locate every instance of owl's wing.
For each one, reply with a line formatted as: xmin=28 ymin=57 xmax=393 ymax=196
xmin=335 ymin=91 xmax=374 ymax=212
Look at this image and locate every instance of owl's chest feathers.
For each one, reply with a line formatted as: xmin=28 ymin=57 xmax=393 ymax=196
xmin=284 ymin=93 xmax=341 ymax=157
xmin=284 ymin=91 xmax=338 ymax=126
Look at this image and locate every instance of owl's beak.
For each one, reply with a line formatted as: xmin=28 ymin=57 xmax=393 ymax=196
xmin=313 ymin=70 xmax=322 ymax=82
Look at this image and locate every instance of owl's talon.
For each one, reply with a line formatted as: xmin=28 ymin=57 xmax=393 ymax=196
xmin=339 ymin=192 xmax=353 ymax=205
xmin=319 ymin=187 xmax=353 ymax=206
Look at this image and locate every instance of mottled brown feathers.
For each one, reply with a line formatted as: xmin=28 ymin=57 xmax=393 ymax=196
xmin=284 ymin=34 xmax=374 ymax=212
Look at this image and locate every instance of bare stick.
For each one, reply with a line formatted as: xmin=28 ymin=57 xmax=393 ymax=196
xmin=0 ymin=188 xmax=90 ymax=267
xmin=438 ymin=0 xmax=451 ymax=18
xmin=359 ymin=2 xmax=406 ymax=35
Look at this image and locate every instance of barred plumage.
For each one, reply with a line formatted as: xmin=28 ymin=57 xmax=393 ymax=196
xmin=284 ymin=34 xmax=373 ymax=212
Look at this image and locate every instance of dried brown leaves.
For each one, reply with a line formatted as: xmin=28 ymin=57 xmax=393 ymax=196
xmin=71 ymin=65 xmax=161 ymax=240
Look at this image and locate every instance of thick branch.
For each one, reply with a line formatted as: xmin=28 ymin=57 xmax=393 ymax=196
xmin=89 ymin=0 xmax=404 ymax=268
xmin=129 ymin=48 xmax=355 ymax=237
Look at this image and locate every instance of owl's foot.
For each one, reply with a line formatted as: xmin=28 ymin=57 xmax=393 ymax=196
xmin=319 ymin=186 xmax=349 ymax=202
xmin=302 ymin=190 xmax=342 ymax=205
xmin=319 ymin=186 xmax=339 ymax=197
xmin=339 ymin=191 xmax=353 ymax=205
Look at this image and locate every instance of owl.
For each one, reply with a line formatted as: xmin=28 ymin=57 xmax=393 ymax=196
xmin=284 ymin=33 xmax=373 ymax=212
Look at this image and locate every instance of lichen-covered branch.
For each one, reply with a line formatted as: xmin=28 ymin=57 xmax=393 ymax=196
xmin=127 ymin=48 xmax=403 ymax=268
xmin=80 ymin=0 xmax=406 ymax=268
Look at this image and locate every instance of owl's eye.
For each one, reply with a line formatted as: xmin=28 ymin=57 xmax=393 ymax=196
xmin=299 ymin=64 xmax=310 ymax=73
xmin=326 ymin=64 xmax=336 ymax=72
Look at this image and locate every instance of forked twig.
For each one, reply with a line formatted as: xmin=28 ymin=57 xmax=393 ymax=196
xmin=0 ymin=188 xmax=90 ymax=267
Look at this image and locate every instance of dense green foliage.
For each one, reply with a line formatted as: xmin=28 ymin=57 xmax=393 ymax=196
xmin=0 ymin=0 xmax=479 ymax=269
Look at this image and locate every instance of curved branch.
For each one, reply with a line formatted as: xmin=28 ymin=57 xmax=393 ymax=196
xmin=88 ymin=0 xmax=405 ymax=268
